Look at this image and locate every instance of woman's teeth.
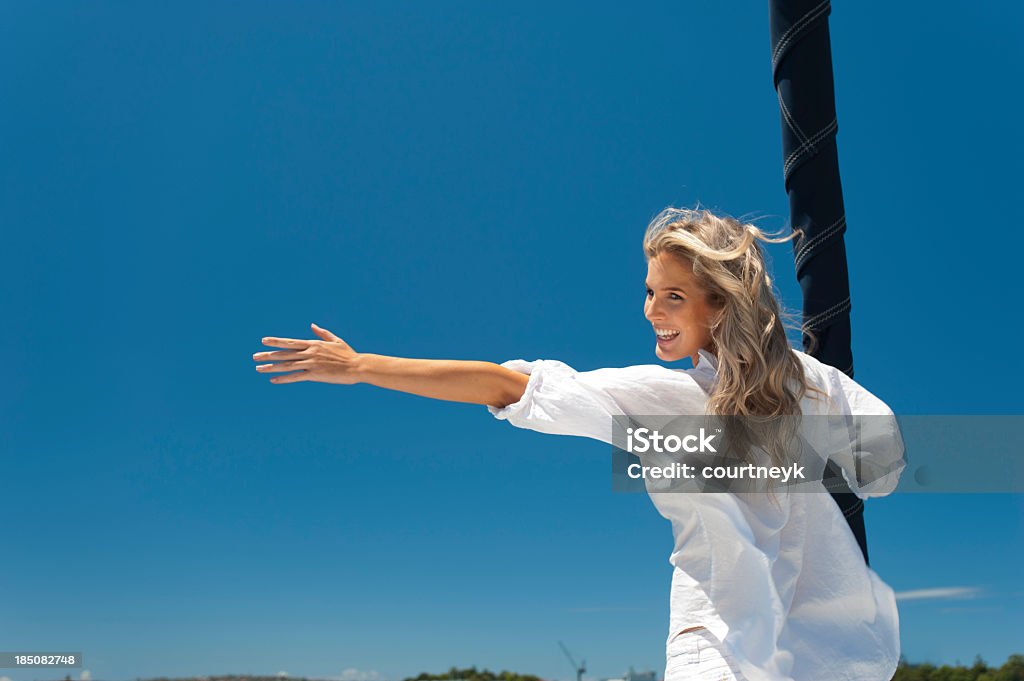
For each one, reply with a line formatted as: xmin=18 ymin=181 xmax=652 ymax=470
xmin=656 ymin=330 xmax=680 ymax=342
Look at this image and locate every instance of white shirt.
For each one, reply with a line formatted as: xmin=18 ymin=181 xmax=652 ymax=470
xmin=487 ymin=348 xmax=906 ymax=681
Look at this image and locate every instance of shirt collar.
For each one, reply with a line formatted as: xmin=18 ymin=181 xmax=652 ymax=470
xmin=696 ymin=348 xmax=720 ymax=372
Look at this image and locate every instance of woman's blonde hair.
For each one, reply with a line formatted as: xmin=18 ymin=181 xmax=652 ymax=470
xmin=643 ymin=204 xmax=827 ymax=486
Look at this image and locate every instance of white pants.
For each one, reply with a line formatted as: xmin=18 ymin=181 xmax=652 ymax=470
xmin=665 ymin=627 xmax=747 ymax=681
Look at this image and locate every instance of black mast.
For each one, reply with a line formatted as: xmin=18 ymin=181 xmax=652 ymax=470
xmin=768 ymin=0 xmax=870 ymax=564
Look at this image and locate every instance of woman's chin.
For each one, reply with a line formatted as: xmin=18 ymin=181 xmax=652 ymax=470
xmin=655 ymin=344 xmax=685 ymax=363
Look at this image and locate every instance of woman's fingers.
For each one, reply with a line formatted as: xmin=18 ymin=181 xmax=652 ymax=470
xmin=256 ymin=360 xmax=311 ymax=373
xmin=261 ymin=336 xmax=313 ymax=349
xmin=268 ymin=370 xmax=311 ymax=384
xmin=253 ymin=349 xmax=308 ymax=361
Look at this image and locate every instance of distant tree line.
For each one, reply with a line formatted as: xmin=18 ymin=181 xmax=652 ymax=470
xmin=55 ymin=655 xmax=1021 ymax=681
xmin=402 ymin=666 xmax=543 ymax=681
xmin=893 ymin=654 xmax=1024 ymax=681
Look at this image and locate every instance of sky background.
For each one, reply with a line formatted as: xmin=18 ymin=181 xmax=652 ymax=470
xmin=2 ymin=1 xmax=1023 ymax=680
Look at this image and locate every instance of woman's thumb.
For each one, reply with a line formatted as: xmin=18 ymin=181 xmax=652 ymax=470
xmin=311 ymin=322 xmax=341 ymax=342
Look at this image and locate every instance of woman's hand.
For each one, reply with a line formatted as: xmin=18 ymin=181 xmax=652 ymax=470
xmin=253 ymin=325 xmax=525 ymax=407
xmin=253 ymin=323 xmax=361 ymax=385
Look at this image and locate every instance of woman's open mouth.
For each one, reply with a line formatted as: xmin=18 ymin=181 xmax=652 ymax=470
xmin=655 ymin=329 xmax=680 ymax=346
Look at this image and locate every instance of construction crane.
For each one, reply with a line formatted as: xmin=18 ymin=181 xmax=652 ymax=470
xmin=557 ymin=641 xmax=586 ymax=681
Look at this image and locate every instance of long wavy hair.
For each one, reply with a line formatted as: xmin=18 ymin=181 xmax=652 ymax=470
xmin=643 ymin=205 xmax=828 ymax=487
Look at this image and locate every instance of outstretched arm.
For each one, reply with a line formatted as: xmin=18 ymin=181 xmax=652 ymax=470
xmin=253 ymin=322 xmax=529 ymax=409
xmin=486 ymin=359 xmax=709 ymax=446
xmin=822 ymin=364 xmax=907 ymax=499
xmin=356 ymin=354 xmax=529 ymax=408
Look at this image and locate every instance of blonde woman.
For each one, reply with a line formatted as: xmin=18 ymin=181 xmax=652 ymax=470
xmin=252 ymin=206 xmax=906 ymax=681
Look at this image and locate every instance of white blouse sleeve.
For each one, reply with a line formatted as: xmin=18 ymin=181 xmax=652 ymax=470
xmin=824 ymin=366 xmax=907 ymax=499
xmin=487 ymin=359 xmax=709 ymax=446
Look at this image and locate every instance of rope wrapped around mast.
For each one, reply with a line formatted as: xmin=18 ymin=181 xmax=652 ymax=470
xmin=768 ymin=0 xmax=870 ymax=564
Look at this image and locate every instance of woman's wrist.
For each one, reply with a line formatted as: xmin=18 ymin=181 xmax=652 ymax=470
xmin=351 ymin=352 xmax=378 ymax=385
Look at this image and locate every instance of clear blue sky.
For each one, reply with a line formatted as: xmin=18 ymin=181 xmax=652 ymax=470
xmin=2 ymin=2 xmax=1022 ymax=680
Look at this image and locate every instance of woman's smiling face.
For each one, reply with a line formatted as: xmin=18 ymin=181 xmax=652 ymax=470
xmin=644 ymin=251 xmax=721 ymax=365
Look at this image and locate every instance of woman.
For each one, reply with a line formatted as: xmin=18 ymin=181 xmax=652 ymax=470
xmin=252 ymin=206 xmax=906 ymax=681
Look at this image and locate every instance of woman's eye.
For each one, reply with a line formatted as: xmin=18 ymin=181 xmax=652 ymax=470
xmin=645 ymin=288 xmax=683 ymax=301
